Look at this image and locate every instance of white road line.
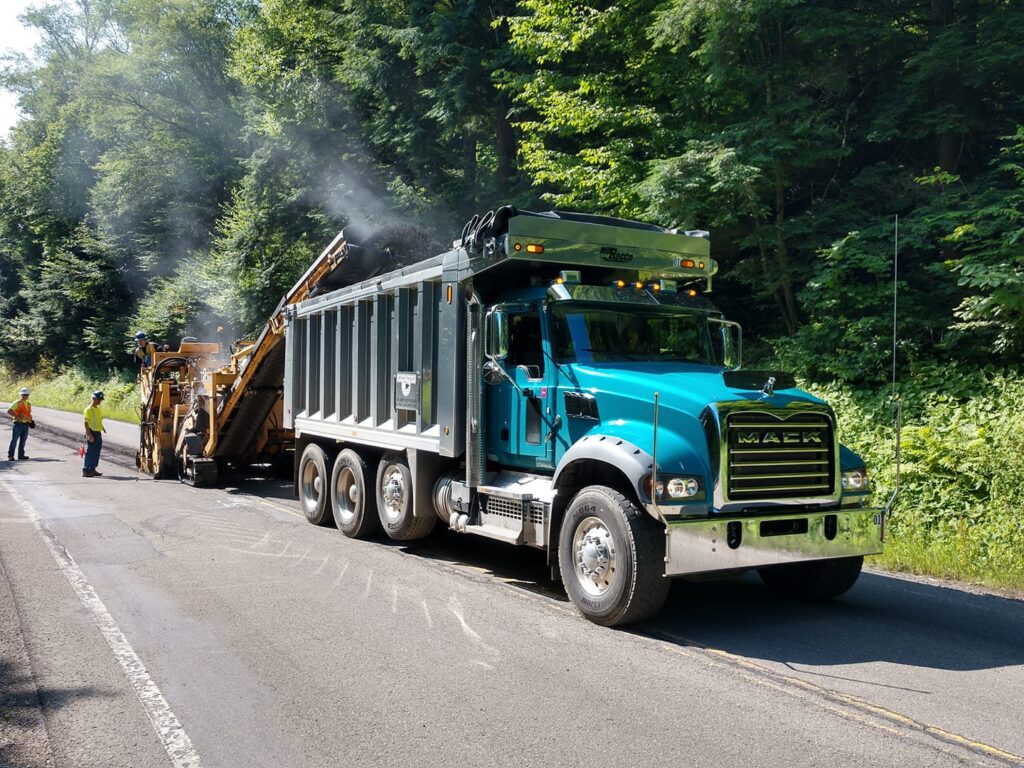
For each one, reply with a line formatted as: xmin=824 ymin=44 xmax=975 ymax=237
xmin=0 ymin=477 xmax=203 ymax=768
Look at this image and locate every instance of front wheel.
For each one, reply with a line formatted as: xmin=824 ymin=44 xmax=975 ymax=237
xmin=758 ymin=556 xmax=864 ymax=599
xmin=558 ymin=486 xmax=669 ymax=627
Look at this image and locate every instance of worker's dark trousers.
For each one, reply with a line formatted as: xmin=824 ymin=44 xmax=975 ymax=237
xmin=7 ymin=422 xmax=28 ymax=459
xmin=83 ymin=433 xmax=102 ymax=472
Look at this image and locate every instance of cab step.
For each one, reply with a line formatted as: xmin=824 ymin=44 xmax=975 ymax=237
xmin=462 ymin=524 xmax=523 ymax=545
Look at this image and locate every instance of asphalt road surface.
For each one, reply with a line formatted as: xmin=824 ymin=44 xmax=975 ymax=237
xmin=1 ymin=428 xmax=1023 ymax=768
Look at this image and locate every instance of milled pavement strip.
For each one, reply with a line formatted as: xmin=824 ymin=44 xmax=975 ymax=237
xmin=0 ymin=476 xmax=203 ymax=768
xmin=643 ymin=628 xmax=1024 ymax=767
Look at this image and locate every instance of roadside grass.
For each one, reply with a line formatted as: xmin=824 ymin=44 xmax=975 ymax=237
xmin=0 ymin=365 xmax=139 ymax=423
xmin=813 ymin=366 xmax=1024 ymax=594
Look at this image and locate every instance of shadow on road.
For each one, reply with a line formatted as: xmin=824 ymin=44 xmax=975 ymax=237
xmin=639 ymin=571 xmax=1024 ymax=674
xmin=223 ymin=469 xmax=1024 ymax=675
xmin=0 ymin=658 xmax=113 ymax=761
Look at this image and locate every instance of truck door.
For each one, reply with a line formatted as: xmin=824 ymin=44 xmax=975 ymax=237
xmin=485 ymin=307 xmax=556 ymax=470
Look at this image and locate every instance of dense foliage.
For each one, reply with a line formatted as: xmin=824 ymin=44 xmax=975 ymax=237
xmin=0 ymin=1 xmax=1022 ymax=584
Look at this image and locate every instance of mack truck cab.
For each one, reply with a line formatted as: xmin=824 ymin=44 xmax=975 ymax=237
xmin=285 ymin=207 xmax=882 ymax=626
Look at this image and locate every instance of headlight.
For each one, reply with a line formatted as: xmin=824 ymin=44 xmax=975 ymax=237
xmin=644 ymin=475 xmax=703 ymax=501
xmin=841 ymin=468 xmax=869 ymax=492
xmin=666 ymin=477 xmax=701 ymax=499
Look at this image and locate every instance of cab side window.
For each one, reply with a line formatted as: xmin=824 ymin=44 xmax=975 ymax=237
xmin=506 ymin=312 xmax=544 ymax=379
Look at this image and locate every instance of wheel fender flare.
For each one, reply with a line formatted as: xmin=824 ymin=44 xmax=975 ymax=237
xmin=552 ymin=434 xmax=654 ymax=512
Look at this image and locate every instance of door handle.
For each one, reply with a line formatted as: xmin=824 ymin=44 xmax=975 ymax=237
xmin=544 ymin=415 xmax=562 ymax=443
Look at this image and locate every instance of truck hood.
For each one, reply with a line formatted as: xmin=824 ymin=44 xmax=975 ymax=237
xmin=563 ymin=363 xmax=825 ymax=417
xmin=557 ymin=363 xmax=828 ymax=479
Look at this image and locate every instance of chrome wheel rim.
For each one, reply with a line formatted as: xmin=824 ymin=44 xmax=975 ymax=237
xmin=572 ymin=516 xmax=617 ymax=597
xmin=380 ymin=465 xmax=406 ymax=525
xmin=334 ymin=466 xmax=359 ymax=526
xmin=300 ymin=459 xmax=322 ymax=516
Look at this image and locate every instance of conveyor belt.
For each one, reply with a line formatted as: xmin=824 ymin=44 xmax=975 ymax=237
xmin=214 ymin=340 xmax=286 ymax=460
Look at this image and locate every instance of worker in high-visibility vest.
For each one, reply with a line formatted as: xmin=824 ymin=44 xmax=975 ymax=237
xmin=133 ymin=331 xmax=157 ymax=368
xmin=82 ymin=391 xmax=106 ymax=477
xmin=6 ymin=387 xmax=33 ymax=460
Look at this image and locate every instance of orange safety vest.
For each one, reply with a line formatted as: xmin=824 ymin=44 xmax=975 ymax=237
xmin=9 ymin=400 xmax=31 ymax=424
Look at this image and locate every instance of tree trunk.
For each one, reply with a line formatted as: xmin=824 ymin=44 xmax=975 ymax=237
xmin=773 ymin=166 xmax=799 ymax=334
xmin=496 ymin=93 xmax=516 ymax=190
xmin=463 ymin=132 xmax=477 ymax=187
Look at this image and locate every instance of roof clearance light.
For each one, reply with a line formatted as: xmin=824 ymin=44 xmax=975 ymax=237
xmin=635 ymin=281 xmax=644 ymax=289
xmin=526 ymin=243 xmax=544 ymax=254
xmin=614 ymin=279 xmax=626 ymax=289
xmin=651 ymin=283 xmax=661 ymax=291
xmin=687 ymin=289 xmax=698 ymax=297
xmin=554 ymin=277 xmax=564 ymax=285
xmin=559 ymin=270 xmax=582 ymax=284
xmin=681 ymin=259 xmax=695 ymax=268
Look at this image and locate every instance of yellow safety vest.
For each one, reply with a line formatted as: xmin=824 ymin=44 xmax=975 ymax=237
xmin=9 ymin=400 xmax=31 ymax=424
xmin=83 ymin=405 xmax=104 ymax=433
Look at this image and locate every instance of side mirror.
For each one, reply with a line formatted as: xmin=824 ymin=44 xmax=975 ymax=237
xmin=708 ymin=318 xmax=742 ymax=370
xmin=486 ymin=308 xmax=509 ymax=361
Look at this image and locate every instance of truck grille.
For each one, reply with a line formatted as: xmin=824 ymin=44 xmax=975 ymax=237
xmin=725 ymin=411 xmax=835 ymax=500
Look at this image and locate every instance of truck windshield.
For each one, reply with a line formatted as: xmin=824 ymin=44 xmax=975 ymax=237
xmin=549 ymin=302 xmax=713 ymax=364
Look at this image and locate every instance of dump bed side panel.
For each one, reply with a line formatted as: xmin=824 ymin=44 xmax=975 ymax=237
xmin=285 ymin=260 xmax=462 ymax=458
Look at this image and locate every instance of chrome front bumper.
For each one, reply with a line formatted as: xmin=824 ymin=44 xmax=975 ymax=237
xmin=664 ymin=508 xmax=883 ymax=577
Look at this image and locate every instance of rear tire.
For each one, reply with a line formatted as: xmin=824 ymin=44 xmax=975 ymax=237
xmin=375 ymin=454 xmax=434 ymax=541
xmin=758 ymin=556 xmax=864 ymax=599
xmin=331 ymin=449 xmax=380 ymax=539
xmin=558 ymin=485 xmax=669 ymax=627
xmin=298 ymin=444 xmax=331 ymax=526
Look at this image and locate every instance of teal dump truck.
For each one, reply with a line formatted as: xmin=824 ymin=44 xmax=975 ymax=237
xmin=284 ymin=207 xmax=881 ymax=626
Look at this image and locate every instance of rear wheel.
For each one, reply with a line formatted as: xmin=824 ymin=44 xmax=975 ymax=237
xmin=558 ymin=485 xmax=669 ymax=627
xmin=331 ymin=449 xmax=380 ymax=539
xmin=758 ymin=556 xmax=864 ymax=599
xmin=375 ymin=454 xmax=434 ymax=541
xmin=298 ymin=444 xmax=331 ymax=526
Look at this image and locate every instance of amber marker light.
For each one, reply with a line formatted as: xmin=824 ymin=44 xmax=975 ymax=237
xmin=698 ymin=262 xmax=705 ymax=269
xmin=635 ymin=281 xmax=644 ymax=289
xmin=614 ymin=280 xmax=626 ymax=288
xmin=513 ymin=242 xmax=522 ymax=251
xmin=651 ymin=283 xmax=661 ymax=291
xmin=687 ymin=289 xmax=698 ymax=297
xmin=526 ymin=243 xmax=544 ymax=254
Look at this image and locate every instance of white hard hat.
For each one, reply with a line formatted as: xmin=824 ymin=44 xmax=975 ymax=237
xmin=19 ymin=387 xmax=30 ymax=396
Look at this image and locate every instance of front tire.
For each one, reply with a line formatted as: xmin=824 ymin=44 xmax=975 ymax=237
xmin=298 ymin=444 xmax=331 ymax=526
xmin=558 ymin=486 xmax=669 ymax=627
xmin=331 ymin=449 xmax=380 ymax=539
xmin=758 ymin=556 xmax=864 ymax=599
xmin=375 ymin=454 xmax=435 ymax=541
